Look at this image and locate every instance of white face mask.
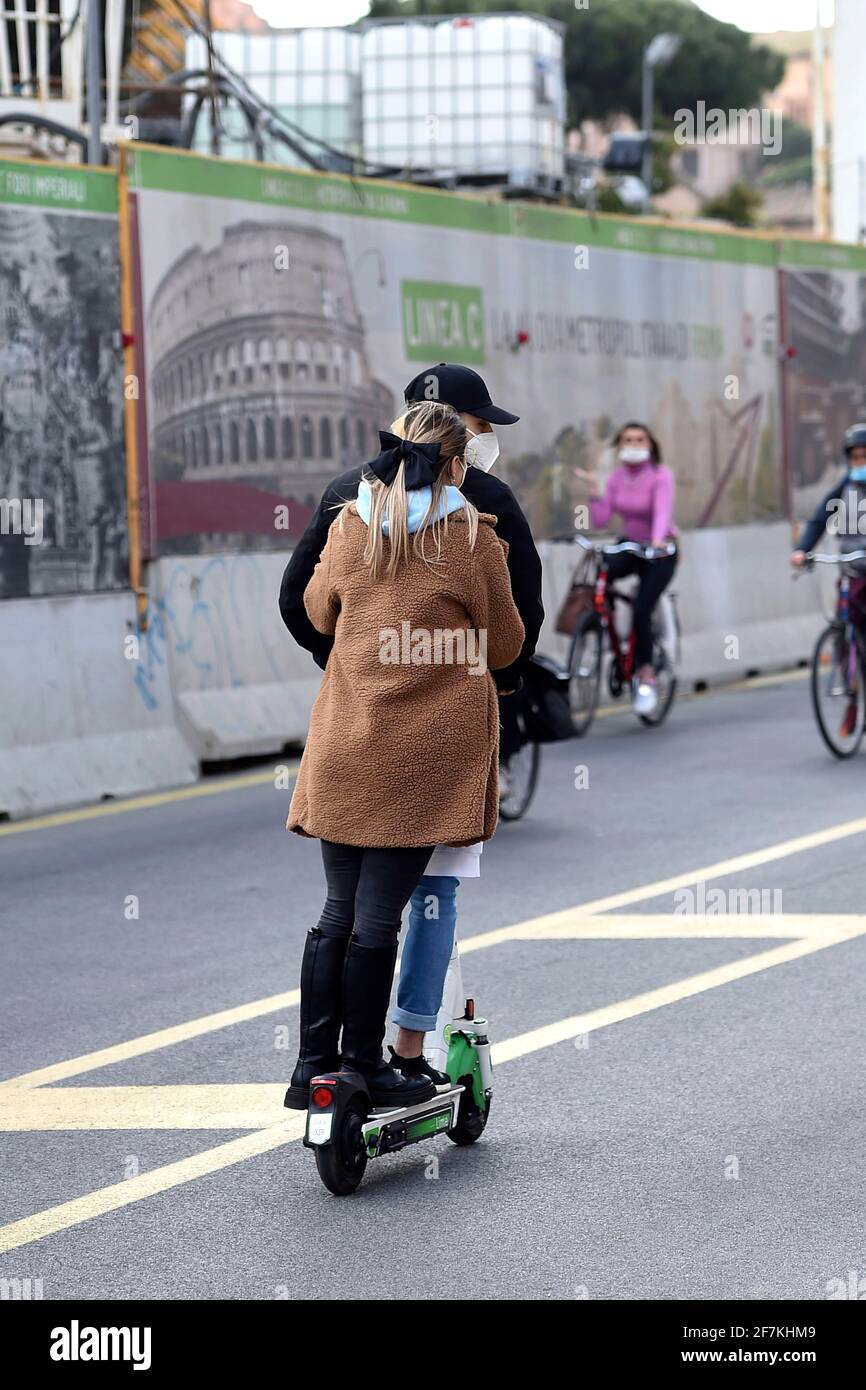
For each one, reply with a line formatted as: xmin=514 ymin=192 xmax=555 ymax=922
xmin=465 ymin=429 xmax=500 ymax=472
xmin=619 ymin=446 xmax=651 ymax=466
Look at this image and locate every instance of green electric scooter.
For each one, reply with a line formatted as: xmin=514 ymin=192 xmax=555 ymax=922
xmin=303 ymin=938 xmax=492 ymax=1195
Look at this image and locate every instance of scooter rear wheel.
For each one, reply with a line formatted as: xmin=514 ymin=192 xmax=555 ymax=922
xmin=447 ymin=1082 xmax=491 ymax=1146
xmin=314 ymin=1096 xmax=369 ymax=1195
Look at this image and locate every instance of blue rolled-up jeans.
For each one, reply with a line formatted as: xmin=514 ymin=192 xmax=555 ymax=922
xmin=391 ymin=875 xmax=459 ymax=1032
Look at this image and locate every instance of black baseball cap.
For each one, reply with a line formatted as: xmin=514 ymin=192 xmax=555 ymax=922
xmin=403 ymin=363 xmax=519 ymax=425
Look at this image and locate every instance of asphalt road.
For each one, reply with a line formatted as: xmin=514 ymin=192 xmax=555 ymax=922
xmin=3 ymin=668 xmax=866 ymax=1301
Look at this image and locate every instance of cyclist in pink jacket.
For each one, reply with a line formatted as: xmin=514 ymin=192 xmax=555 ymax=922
xmin=575 ymin=421 xmax=678 ymax=716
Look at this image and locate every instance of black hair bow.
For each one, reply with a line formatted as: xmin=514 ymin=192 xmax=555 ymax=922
xmin=366 ymin=430 xmax=441 ymax=490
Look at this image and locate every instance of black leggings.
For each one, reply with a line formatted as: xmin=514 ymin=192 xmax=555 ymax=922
xmin=316 ymin=841 xmax=435 ymax=949
xmin=604 ymin=549 xmax=678 ymax=669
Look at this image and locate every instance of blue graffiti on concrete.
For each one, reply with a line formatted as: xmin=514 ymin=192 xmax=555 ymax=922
xmin=132 ymin=600 xmax=169 ymax=711
xmin=132 ymin=553 xmax=285 ymax=714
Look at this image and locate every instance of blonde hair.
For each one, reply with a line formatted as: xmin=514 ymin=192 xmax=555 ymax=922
xmin=340 ymin=400 xmax=479 ymax=578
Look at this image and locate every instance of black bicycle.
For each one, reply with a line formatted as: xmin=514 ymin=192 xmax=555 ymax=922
xmin=498 ymin=675 xmax=540 ymax=822
xmin=499 ymin=734 xmax=541 ymax=822
xmin=498 ymin=655 xmax=571 ymax=821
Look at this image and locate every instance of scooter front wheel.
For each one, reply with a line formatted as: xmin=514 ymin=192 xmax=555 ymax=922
xmin=314 ymin=1096 xmax=369 ymax=1195
xmin=447 ymin=1082 xmax=491 ymax=1147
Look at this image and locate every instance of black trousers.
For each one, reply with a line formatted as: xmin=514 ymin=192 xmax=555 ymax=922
xmin=316 ymin=840 xmax=435 ymax=949
xmin=605 ymin=548 xmax=678 ymax=669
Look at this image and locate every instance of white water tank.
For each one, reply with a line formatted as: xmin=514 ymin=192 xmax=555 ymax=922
xmin=185 ymin=26 xmax=361 ymax=167
xmin=359 ymin=13 xmax=565 ymax=184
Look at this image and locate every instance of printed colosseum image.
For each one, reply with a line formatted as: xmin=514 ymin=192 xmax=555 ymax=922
xmin=146 ymin=220 xmax=395 ymax=553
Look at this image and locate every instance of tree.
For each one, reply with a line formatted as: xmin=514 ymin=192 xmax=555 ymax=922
xmin=756 ymin=118 xmax=814 ymax=189
xmin=701 ymin=180 xmax=763 ymax=228
xmin=366 ymin=0 xmax=784 ymax=131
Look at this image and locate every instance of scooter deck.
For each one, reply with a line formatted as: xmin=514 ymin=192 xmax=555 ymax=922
xmin=361 ymin=1085 xmax=464 ymax=1157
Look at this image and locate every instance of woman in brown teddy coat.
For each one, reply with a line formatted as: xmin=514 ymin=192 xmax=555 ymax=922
xmin=284 ymin=401 xmax=524 ymax=1109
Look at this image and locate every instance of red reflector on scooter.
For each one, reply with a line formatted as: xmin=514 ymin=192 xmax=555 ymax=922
xmin=311 ymin=1086 xmax=334 ymax=1109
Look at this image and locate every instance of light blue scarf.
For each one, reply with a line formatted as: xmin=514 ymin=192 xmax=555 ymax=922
xmin=355 ymin=477 xmax=466 ymax=535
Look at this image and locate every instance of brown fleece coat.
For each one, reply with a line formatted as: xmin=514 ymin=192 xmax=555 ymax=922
xmin=286 ymin=506 xmax=525 ymax=848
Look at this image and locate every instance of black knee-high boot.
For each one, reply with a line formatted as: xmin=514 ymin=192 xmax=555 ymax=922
xmin=284 ymin=929 xmax=348 ymax=1109
xmin=339 ymin=935 xmax=435 ymax=1106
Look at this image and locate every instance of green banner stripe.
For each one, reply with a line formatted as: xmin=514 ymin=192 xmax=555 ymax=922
xmin=126 ymin=145 xmax=778 ymax=267
xmin=509 ymin=201 xmax=778 ymax=266
xmin=0 ymin=158 xmax=117 ymax=214
xmin=777 ymin=237 xmax=866 ymax=272
xmin=5 ymin=148 xmax=865 ymax=272
xmin=127 ymin=145 xmax=512 ymax=235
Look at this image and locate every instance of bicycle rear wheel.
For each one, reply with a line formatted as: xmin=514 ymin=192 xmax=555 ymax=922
xmin=499 ymin=741 xmax=540 ymax=821
xmin=811 ymin=623 xmax=866 ymax=758
xmin=639 ymin=644 xmax=677 ymax=727
xmin=568 ymin=614 xmax=603 ymax=737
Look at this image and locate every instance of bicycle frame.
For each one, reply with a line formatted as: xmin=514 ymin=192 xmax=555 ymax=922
xmin=593 ymin=565 xmax=637 ymax=684
xmin=831 ymin=575 xmax=866 ymax=693
xmin=803 ymin=550 xmax=866 ymax=686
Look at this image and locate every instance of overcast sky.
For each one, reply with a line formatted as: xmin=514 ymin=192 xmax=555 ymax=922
xmin=251 ymin=0 xmax=835 ymax=33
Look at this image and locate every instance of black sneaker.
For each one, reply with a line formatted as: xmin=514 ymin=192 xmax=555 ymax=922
xmin=387 ymin=1046 xmax=451 ymax=1091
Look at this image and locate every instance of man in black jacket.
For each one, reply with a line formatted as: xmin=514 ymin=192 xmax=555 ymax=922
xmin=278 ymin=362 xmax=544 ymax=690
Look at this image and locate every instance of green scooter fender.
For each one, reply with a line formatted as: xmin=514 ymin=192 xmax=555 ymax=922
xmin=446 ymin=1023 xmax=489 ymax=1110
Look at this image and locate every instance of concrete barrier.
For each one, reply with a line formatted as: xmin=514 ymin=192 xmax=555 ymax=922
xmin=148 ymin=552 xmax=321 ymax=761
xmin=0 ymin=524 xmax=837 ymax=819
xmin=0 ymin=590 xmax=197 ymax=820
xmin=538 ymin=522 xmax=826 ymax=684
xmin=153 ymin=523 xmax=830 ymax=762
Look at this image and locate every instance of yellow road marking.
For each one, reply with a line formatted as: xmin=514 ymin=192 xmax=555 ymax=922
xmin=0 ymin=1085 xmax=286 ymax=1131
xmin=3 ymin=912 xmax=865 ymax=1253
xmin=0 ymin=765 xmax=300 ymax=837
xmin=459 ymin=817 xmax=866 ymax=952
xmin=1 ymin=786 xmax=862 ymax=1253
xmin=0 ymin=1118 xmax=306 ymax=1255
xmin=6 ymin=811 xmax=866 ymax=1092
xmin=493 ymin=919 xmax=866 ymax=1063
xmin=592 ymin=665 xmax=808 ymax=720
xmin=476 ymin=912 xmax=858 ymax=941
xmin=545 ymin=813 xmax=866 ymax=918
xmin=0 ymin=913 xmax=851 ymax=1130
xmin=0 ymin=990 xmax=300 ymax=1091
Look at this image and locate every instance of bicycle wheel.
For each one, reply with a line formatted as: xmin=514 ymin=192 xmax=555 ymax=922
xmin=568 ymin=614 xmax=603 ymax=737
xmin=639 ymin=644 xmax=677 ymax=727
xmin=499 ymin=741 xmax=541 ymax=821
xmin=811 ymin=623 xmax=866 ymax=758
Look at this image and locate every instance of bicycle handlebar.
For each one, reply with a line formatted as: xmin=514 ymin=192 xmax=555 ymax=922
xmin=803 ymin=550 xmax=866 ymax=567
xmin=574 ymin=534 xmax=677 ymax=560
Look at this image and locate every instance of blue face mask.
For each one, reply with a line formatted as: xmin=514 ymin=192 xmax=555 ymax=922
xmin=850 ymin=466 xmax=866 ymax=483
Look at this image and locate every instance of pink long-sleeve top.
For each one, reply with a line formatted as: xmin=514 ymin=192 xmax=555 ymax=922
xmin=589 ymin=462 xmax=676 ymax=542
